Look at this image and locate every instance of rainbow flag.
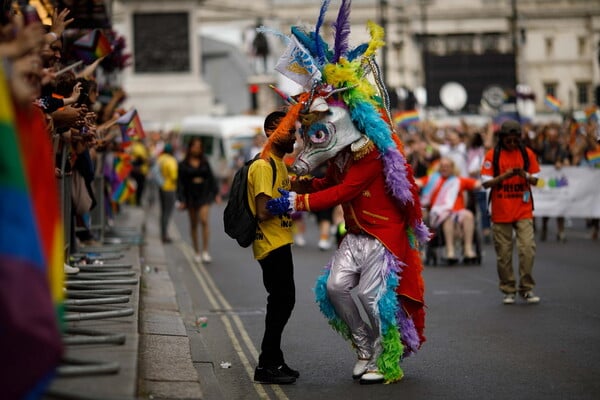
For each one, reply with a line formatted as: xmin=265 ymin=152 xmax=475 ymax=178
xmin=584 ymin=105 xmax=598 ymax=122
xmin=393 ymin=110 xmax=420 ymax=127
xmin=585 ymin=148 xmax=600 ymax=167
xmin=73 ymin=29 xmax=112 ymax=64
xmin=0 ymin=67 xmax=64 ymax=398
xmin=544 ymin=94 xmax=561 ymax=112
xmin=117 ymin=109 xmax=145 ymax=145
xmin=112 ymin=178 xmax=136 ymax=203
xmin=113 ymin=152 xmax=132 ymax=181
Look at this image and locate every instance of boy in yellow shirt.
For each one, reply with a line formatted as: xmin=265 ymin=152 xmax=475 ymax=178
xmin=247 ymin=111 xmax=298 ymax=384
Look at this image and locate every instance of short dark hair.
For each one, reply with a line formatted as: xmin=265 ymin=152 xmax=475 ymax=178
xmin=264 ymin=111 xmax=287 ymax=137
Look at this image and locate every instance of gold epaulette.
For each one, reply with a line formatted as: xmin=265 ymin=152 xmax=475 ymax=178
xmin=351 ymin=136 xmax=375 ymax=160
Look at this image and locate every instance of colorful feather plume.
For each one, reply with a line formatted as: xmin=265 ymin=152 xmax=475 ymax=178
xmin=333 ymin=0 xmax=352 ymax=62
xmin=314 ymin=0 xmax=331 ymax=65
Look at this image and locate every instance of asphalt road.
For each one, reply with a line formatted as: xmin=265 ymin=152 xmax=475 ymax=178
xmin=165 ymin=204 xmax=599 ymax=400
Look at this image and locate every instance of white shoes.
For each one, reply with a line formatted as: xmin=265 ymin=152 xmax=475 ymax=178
xmin=521 ymin=291 xmax=540 ymax=304
xmin=503 ymin=293 xmax=516 ymax=305
xmin=64 ymin=263 xmax=79 ymax=275
xmin=318 ymin=238 xmax=332 ymax=251
xmin=352 ymin=359 xmax=370 ymax=379
xmin=359 ymin=370 xmax=385 ymax=385
xmin=294 ymin=234 xmax=306 ymax=247
xmin=194 ymin=252 xmax=212 ymax=264
xmin=201 ymin=251 xmax=212 ymax=264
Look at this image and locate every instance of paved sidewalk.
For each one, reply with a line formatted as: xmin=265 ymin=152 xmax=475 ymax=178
xmin=45 ymin=206 xmax=207 ymax=400
xmin=139 ymin=205 xmax=203 ymax=399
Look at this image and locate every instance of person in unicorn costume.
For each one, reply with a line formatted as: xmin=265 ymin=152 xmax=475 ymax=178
xmin=263 ymin=0 xmax=430 ymax=384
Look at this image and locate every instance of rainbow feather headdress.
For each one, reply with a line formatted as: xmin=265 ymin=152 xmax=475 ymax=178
xmin=263 ymin=0 xmax=429 ymax=244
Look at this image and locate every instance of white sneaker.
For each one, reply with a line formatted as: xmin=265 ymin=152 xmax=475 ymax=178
xmin=359 ymin=370 xmax=385 ymax=385
xmin=194 ymin=254 xmax=202 ymax=264
xmin=201 ymin=251 xmax=212 ymax=264
xmin=318 ymin=238 xmax=332 ymax=251
xmin=294 ymin=234 xmax=306 ymax=247
xmin=521 ymin=291 xmax=540 ymax=304
xmin=64 ymin=263 xmax=79 ymax=275
xmin=503 ymin=293 xmax=516 ymax=305
xmin=352 ymin=359 xmax=370 ymax=379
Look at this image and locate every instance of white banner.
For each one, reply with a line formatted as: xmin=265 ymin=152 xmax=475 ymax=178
xmin=531 ymin=166 xmax=600 ymax=217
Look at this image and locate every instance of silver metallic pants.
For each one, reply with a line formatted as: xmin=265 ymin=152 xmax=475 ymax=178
xmin=326 ymin=233 xmax=387 ymax=370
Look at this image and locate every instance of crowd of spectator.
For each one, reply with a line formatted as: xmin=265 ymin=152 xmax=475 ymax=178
xmin=1 ymin=4 xmax=143 ymax=274
xmin=398 ymin=114 xmax=600 ymax=243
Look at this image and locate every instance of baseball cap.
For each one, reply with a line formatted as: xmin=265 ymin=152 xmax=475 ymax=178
xmin=500 ymin=119 xmax=521 ymax=135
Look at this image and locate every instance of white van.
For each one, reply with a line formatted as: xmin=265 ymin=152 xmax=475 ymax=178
xmin=179 ymin=114 xmax=265 ymax=192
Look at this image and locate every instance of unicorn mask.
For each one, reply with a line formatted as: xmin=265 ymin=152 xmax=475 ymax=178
xmin=293 ymin=100 xmax=362 ymax=175
xmin=261 ymin=0 xmax=429 ymax=245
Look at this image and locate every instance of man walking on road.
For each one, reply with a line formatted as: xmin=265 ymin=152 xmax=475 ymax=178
xmin=157 ymin=143 xmax=178 ymax=243
xmin=481 ymin=120 xmax=541 ymax=305
xmin=248 ymin=111 xmax=299 ymax=384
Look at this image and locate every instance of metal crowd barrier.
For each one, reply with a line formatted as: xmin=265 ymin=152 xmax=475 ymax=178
xmin=49 ymin=135 xmax=140 ymax=399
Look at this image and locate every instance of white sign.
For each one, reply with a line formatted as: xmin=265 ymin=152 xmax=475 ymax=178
xmin=531 ymin=166 xmax=600 ymax=218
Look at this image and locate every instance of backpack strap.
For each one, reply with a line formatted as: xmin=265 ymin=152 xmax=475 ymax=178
xmin=268 ymin=157 xmax=277 ymax=188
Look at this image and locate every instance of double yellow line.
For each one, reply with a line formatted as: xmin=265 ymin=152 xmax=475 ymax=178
xmin=175 ymin=240 xmax=290 ymax=400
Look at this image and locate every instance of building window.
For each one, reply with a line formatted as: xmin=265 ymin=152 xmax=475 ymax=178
xmin=578 ymin=36 xmax=587 ymax=57
xmin=577 ymin=82 xmax=590 ymax=105
xmin=481 ymin=33 xmax=500 ymax=53
xmin=545 ymin=37 xmax=554 ymax=57
xmin=427 ymin=35 xmax=444 ymax=55
xmin=544 ymin=83 xmax=557 ymax=97
xmin=446 ymin=34 xmax=474 ymax=54
xmin=133 ymin=12 xmax=190 ymax=73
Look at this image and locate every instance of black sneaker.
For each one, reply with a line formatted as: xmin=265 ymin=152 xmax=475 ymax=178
xmin=279 ymin=363 xmax=300 ymax=378
xmin=254 ymin=366 xmax=296 ymax=384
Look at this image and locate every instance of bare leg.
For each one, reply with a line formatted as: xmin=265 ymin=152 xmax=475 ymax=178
xmin=462 ymin=210 xmax=476 ymax=257
xmin=442 ymin=217 xmax=456 ymax=258
xmin=188 ymin=207 xmax=199 ymax=254
xmin=199 ymin=204 xmax=210 ymax=252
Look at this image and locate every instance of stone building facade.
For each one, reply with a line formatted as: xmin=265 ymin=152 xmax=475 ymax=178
xmin=113 ymin=0 xmax=600 ymax=124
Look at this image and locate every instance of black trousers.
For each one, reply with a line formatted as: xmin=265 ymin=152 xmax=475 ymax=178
xmin=258 ymin=244 xmax=295 ymax=368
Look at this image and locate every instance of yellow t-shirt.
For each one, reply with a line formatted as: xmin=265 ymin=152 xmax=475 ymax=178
xmin=157 ymin=153 xmax=178 ymax=192
xmin=247 ymin=155 xmax=293 ymax=260
xmin=131 ymin=141 xmax=149 ymax=175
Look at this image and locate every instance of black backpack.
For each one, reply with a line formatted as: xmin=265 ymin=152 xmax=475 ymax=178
xmin=223 ymin=155 xmax=276 ymax=247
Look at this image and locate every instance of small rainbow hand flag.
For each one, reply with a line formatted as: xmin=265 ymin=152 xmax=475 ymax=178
xmin=393 ymin=110 xmax=420 ymax=127
xmin=111 ymin=178 xmax=136 ymax=203
xmin=113 ymin=152 xmax=132 ymax=181
xmin=74 ymin=29 xmax=112 ymax=64
xmin=116 ymin=109 xmax=145 ymax=145
xmin=585 ymin=148 xmax=600 ymax=167
xmin=544 ymin=94 xmax=561 ymax=112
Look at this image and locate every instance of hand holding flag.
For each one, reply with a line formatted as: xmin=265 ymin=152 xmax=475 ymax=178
xmin=116 ymin=108 xmax=145 ymax=145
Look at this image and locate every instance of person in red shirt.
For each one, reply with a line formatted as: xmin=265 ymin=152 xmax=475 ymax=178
xmin=481 ymin=120 xmax=541 ymax=305
xmin=418 ymin=157 xmax=481 ymax=264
